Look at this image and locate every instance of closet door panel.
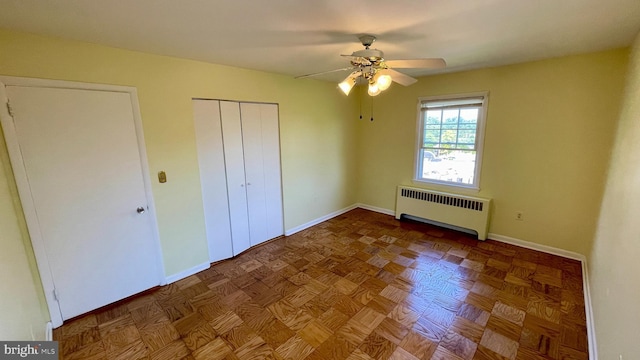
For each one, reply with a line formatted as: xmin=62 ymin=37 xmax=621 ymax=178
xmin=220 ymin=101 xmax=251 ymax=255
xmin=192 ymin=100 xmax=233 ymax=261
xmin=261 ymin=104 xmax=284 ymax=240
xmin=240 ymin=103 xmax=268 ymax=246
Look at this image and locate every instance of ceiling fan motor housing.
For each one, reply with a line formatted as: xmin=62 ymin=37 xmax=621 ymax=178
xmin=350 ymin=49 xmax=385 ymax=69
xmin=352 ymin=48 xmax=384 ymax=60
xmin=358 ymin=34 xmax=377 ymax=48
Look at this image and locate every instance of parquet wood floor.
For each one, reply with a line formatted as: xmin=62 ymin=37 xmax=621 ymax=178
xmin=53 ymin=209 xmax=588 ymax=360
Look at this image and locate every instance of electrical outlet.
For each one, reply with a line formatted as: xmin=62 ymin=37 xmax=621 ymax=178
xmin=515 ymin=211 xmax=524 ymax=221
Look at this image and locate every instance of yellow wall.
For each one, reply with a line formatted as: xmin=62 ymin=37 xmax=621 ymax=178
xmin=0 ymin=29 xmax=358 ymax=337
xmin=0 ymin=125 xmax=49 ymax=340
xmin=357 ymin=49 xmax=627 ymax=255
xmin=589 ymin=32 xmax=640 ymax=358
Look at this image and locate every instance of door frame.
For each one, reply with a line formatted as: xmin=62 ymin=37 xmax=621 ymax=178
xmin=0 ymin=76 xmax=166 ymax=327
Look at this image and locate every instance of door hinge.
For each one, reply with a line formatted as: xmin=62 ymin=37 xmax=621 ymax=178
xmin=53 ymin=288 xmax=60 ymax=302
xmin=6 ymin=100 xmax=14 ymax=117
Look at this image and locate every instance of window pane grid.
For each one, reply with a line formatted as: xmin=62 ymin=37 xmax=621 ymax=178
xmin=421 ymin=107 xmax=479 ymax=150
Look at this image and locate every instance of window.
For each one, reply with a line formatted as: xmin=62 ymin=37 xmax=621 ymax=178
xmin=414 ymin=92 xmax=488 ymax=189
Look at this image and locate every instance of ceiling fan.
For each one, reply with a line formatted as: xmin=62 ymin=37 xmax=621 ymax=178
xmin=296 ymin=34 xmax=446 ymax=96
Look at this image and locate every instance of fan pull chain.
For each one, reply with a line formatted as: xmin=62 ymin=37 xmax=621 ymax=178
xmin=370 ymin=96 xmax=374 ymax=121
xmin=359 ymin=86 xmax=363 ymax=120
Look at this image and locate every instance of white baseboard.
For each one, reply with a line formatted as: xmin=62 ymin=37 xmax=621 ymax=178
xmin=487 ymin=233 xmax=585 ymax=262
xmin=165 ymin=262 xmax=210 ymax=284
xmin=581 ymin=261 xmax=597 ymax=360
xmin=356 ymin=203 xmax=395 ymax=216
xmin=488 ymin=233 xmax=596 ymax=360
xmin=45 ymin=322 xmax=52 ymax=341
xmin=284 ymin=204 xmax=358 ymax=236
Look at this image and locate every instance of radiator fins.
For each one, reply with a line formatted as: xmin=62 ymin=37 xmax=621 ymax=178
xmin=400 ymin=188 xmax=484 ymax=211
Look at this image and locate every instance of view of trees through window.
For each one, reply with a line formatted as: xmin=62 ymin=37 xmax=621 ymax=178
xmin=419 ymin=107 xmax=479 ymax=185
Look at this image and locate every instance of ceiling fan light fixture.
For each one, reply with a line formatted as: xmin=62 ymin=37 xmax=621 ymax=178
xmin=368 ymin=82 xmax=381 ymax=96
xmin=338 ymin=71 xmax=359 ymax=96
xmin=338 ymin=79 xmax=355 ymax=95
xmin=375 ymin=73 xmax=392 ymax=91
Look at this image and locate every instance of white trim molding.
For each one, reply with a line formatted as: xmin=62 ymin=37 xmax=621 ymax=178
xmin=1 ymin=78 xmax=61 ymax=327
xmin=165 ymin=262 xmax=211 ymax=284
xmin=284 ymin=204 xmax=357 ymax=236
xmin=487 ymin=233 xmax=585 ymax=261
xmin=356 ymin=203 xmax=395 ymax=216
xmin=45 ymin=322 xmax=53 ymax=341
xmin=581 ymin=261 xmax=597 ymax=360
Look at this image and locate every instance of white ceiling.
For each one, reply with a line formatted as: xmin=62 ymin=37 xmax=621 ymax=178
xmin=0 ymin=0 xmax=639 ymax=81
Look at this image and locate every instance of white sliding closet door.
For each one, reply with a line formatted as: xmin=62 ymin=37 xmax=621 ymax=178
xmin=241 ymin=103 xmax=269 ymax=246
xmin=260 ymin=104 xmax=284 ymax=240
xmin=193 ymin=100 xmax=233 ymax=261
xmin=241 ymin=103 xmax=283 ymax=243
xmin=194 ymin=99 xmax=283 ymax=261
xmin=220 ymin=101 xmax=252 ymax=255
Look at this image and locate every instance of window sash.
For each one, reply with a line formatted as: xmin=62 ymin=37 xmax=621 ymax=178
xmin=420 ymin=96 xmax=484 ymax=109
xmin=421 ymin=104 xmax=480 ymax=151
xmin=415 ymin=92 xmax=488 ymax=189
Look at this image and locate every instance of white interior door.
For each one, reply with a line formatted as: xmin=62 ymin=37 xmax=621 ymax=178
xmin=220 ymin=101 xmax=251 ymax=255
xmin=240 ymin=103 xmax=269 ymax=246
xmin=192 ymin=100 xmax=233 ymax=262
xmin=6 ymin=85 xmax=163 ymax=321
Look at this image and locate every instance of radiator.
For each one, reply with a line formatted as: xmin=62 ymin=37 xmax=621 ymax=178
xmin=395 ymin=186 xmax=491 ymax=240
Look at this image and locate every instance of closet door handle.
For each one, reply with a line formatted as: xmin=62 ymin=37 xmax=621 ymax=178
xmin=247 ymin=182 xmax=251 ymax=186
xmin=240 ymin=183 xmax=245 ymax=187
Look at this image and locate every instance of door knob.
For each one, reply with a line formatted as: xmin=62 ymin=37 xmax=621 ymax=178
xmin=137 ymin=207 xmax=145 ymax=214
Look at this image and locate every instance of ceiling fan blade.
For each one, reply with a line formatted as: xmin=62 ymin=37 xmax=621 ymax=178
xmin=295 ymin=67 xmax=355 ymax=79
xmin=385 ymin=58 xmax=446 ymax=69
xmin=380 ymin=69 xmax=418 ymax=86
xmin=341 ymin=71 xmax=361 ymax=82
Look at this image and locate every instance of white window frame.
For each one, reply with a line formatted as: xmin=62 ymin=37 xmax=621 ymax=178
xmin=413 ymin=91 xmax=489 ymax=190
